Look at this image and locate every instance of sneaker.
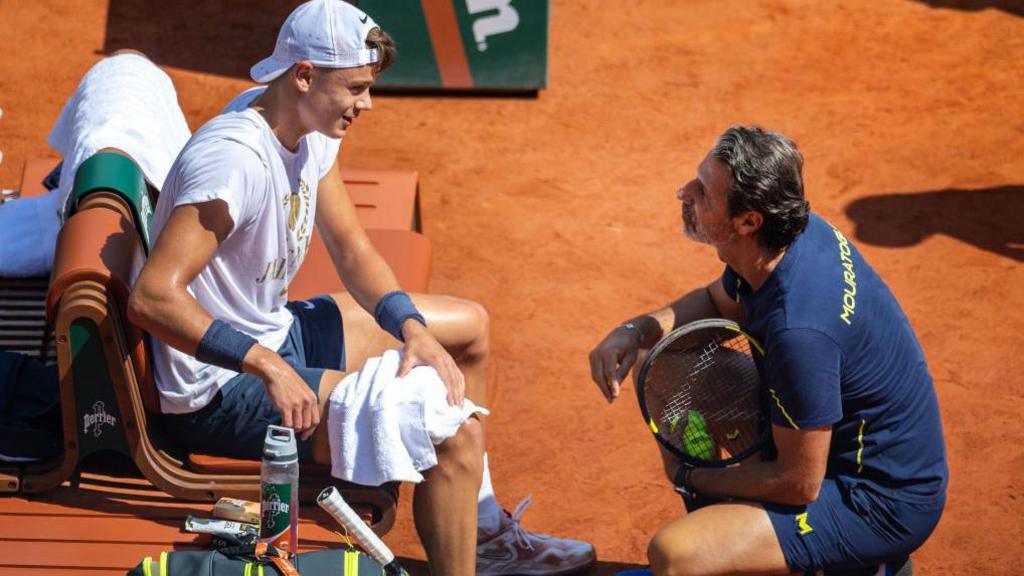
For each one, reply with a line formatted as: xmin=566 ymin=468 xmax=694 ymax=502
xmin=476 ymin=495 xmax=596 ymax=576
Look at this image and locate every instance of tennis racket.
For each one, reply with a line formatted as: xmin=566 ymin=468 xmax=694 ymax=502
xmin=636 ymin=318 xmax=767 ymax=468
xmin=318 ymin=487 xmax=407 ymax=576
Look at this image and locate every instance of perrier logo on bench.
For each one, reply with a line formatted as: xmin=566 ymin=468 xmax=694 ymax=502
xmin=260 ymin=482 xmax=292 ymax=546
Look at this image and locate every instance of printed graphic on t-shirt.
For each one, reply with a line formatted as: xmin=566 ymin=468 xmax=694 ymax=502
xmin=285 ymin=178 xmax=314 ymax=278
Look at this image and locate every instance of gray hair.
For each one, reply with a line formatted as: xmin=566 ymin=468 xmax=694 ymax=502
xmin=712 ymin=126 xmax=810 ymax=251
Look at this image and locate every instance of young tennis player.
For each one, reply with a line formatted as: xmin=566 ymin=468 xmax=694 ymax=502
xmin=128 ymin=1 xmax=593 ymax=574
xmin=589 ymin=126 xmax=947 ymax=575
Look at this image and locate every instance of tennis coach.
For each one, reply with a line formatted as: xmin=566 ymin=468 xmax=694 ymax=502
xmin=588 ymin=126 xmax=947 ymax=575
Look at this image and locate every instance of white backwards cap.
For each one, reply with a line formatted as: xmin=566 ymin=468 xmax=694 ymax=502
xmin=250 ymin=0 xmax=380 ymax=84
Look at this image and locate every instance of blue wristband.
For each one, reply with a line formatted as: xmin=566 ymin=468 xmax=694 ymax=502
xmin=374 ymin=291 xmax=426 ymax=342
xmin=196 ymin=319 xmax=258 ymax=372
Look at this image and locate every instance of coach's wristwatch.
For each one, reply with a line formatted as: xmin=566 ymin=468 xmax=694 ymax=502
xmin=672 ymin=466 xmax=697 ymax=498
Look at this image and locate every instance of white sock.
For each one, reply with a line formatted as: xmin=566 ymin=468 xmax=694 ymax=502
xmin=477 ymin=452 xmax=503 ymax=538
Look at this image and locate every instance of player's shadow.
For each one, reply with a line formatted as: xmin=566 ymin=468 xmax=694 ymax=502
xmin=910 ymin=0 xmax=1024 ymax=16
xmin=102 ymin=0 xmax=301 ymax=78
xmin=844 ymin=185 xmax=1024 ymax=262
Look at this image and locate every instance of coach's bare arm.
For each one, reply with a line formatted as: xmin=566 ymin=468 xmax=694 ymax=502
xmin=588 ymin=275 xmax=741 ymax=402
xmin=314 ymin=162 xmax=465 ymax=405
xmin=127 ymin=200 xmax=321 ymax=439
xmin=688 ymin=425 xmax=832 ymax=506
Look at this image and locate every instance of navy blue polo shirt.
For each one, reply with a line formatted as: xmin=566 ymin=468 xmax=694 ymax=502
xmin=723 ymin=213 xmax=947 ymax=502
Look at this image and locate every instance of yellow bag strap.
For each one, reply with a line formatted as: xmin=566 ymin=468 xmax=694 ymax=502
xmin=159 ymin=551 xmax=168 ymax=576
xmin=345 ymin=549 xmax=360 ymax=576
xmin=142 ymin=556 xmax=153 ymax=576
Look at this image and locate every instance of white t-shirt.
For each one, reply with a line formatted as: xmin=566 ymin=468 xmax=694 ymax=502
xmin=150 ymin=87 xmax=342 ymax=414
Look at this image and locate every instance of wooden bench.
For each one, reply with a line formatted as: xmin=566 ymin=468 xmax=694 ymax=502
xmin=4 ymin=155 xmax=431 ymax=535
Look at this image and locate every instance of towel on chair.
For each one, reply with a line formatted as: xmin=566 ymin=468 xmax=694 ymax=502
xmin=47 ymin=52 xmax=192 ymax=219
xmin=0 ymin=53 xmax=191 ymax=277
xmin=327 ymin=349 xmax=489 ymax=486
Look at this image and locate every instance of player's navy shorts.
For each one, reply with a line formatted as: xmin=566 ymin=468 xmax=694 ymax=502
xmin=683 ymin=476 xmax=943 ymax=575
xmin=765 ymin=476 xmax=943 ymax=574
xmin=160 ymin=295 xmax=345 ymax=463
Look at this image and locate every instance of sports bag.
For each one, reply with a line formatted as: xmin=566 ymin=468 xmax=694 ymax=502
xmin=126 ymin=545 xmax=385 ymax=576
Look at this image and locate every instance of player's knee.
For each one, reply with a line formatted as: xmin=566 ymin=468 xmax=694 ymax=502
xmin=648 ymin=530 xmax=702 ymax=576
xmin=466 ymin=299 xmax=490 ymax=347
xmin=435 ymin=417 xmax=485 ymax=479
xmin=454 ymin=298 xmax=490 ymax=361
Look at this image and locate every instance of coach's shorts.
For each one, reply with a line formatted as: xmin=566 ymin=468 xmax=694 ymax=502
xmin=160 ymin=295 xmax=345 ymax=463
xmin=764 ymin=476 xmax=944 ymax=575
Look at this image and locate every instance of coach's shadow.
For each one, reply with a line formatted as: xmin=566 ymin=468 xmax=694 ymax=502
xmin=102 ymin=0 xmax=295 ymax=78
xmin=844 ymin=185 xmax=1024 ymax=262
xmin=910 ymin=0 xmax=1024 ymax=17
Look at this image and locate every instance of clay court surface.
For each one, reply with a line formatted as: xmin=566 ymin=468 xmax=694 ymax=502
xmin=1 ymin=0 xmax=1023 ymax=574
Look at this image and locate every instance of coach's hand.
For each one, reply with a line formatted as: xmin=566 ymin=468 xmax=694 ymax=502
xmin=589 ymin=324 xmax=643 ymax=403
xmin=398 ymin=319 xmax=465 ymax=406
xmin=250 ymin=346 xmax=321 ymax=441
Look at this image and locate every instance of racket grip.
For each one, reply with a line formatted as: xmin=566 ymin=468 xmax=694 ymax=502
xmin=317 ymin=486 xmax=401 ymax=571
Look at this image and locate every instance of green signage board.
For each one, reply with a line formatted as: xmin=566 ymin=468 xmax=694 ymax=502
xmin=358 ymin=0 xmax=549 ymax=91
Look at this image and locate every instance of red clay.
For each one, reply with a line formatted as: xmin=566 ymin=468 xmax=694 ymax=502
xmin=1 ymin=1 xmax=1022 ymax=574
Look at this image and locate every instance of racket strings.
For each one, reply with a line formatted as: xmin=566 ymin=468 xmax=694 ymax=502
xmin=648 ymin=330 xmax=761 ymax=463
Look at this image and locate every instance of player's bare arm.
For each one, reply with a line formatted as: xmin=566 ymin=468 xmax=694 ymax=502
xmin=686 ymin=424 xmax=832 ymax=506
xmin=589 ymin=275 xmax=742 ymax=402
xmin=128 ymin=200 xmax=321 ymax=439
xmin=315 ymin=162 xmax=465 ymax=405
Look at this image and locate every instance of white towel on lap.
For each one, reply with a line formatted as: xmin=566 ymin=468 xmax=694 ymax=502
xmin=328 ymin=349 xmax=489 ymax=486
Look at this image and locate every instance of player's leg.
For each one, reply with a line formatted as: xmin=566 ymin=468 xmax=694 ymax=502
xmin=312 ymin=370 xmax=485 ymax=576
xmin=330 ymin=291 xmax=490 ymax=405
xmin=414 ymin=416 xmax=485 ymax=576
xmin=647 ymin=501 xmax=790 ymax=576
xmin=328 ymin=292 xmax=595 ymax=575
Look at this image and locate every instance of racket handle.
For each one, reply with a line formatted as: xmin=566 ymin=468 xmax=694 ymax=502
xmin=317 ymin=486 xmax=402 ymax=572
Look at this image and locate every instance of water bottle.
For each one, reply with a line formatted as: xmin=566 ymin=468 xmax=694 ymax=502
xmin=259 ymin=425 xmax=299 ymax=556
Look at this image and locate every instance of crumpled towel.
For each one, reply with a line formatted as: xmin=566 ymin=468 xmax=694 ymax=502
xmin=328 ymin=349 xmax=489 ymax=486
xmin=0 ymin=53 xmax=191 ymax=277
xmin=47 ymin=52 xmax=192 ymax=219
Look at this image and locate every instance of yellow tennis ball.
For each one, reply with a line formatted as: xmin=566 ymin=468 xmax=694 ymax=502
xmin=682 ymin=411 xmax=715 ymax=461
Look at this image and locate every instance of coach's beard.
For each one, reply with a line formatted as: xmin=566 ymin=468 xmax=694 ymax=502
xmin=682 ymin=204 xmax=707 ymax=243
xmin=682 ymin=204 xmax=737 ymax=246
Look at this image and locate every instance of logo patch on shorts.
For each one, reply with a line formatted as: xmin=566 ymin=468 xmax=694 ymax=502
xmin=795 ymin=512 xmax=814 ymax=535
